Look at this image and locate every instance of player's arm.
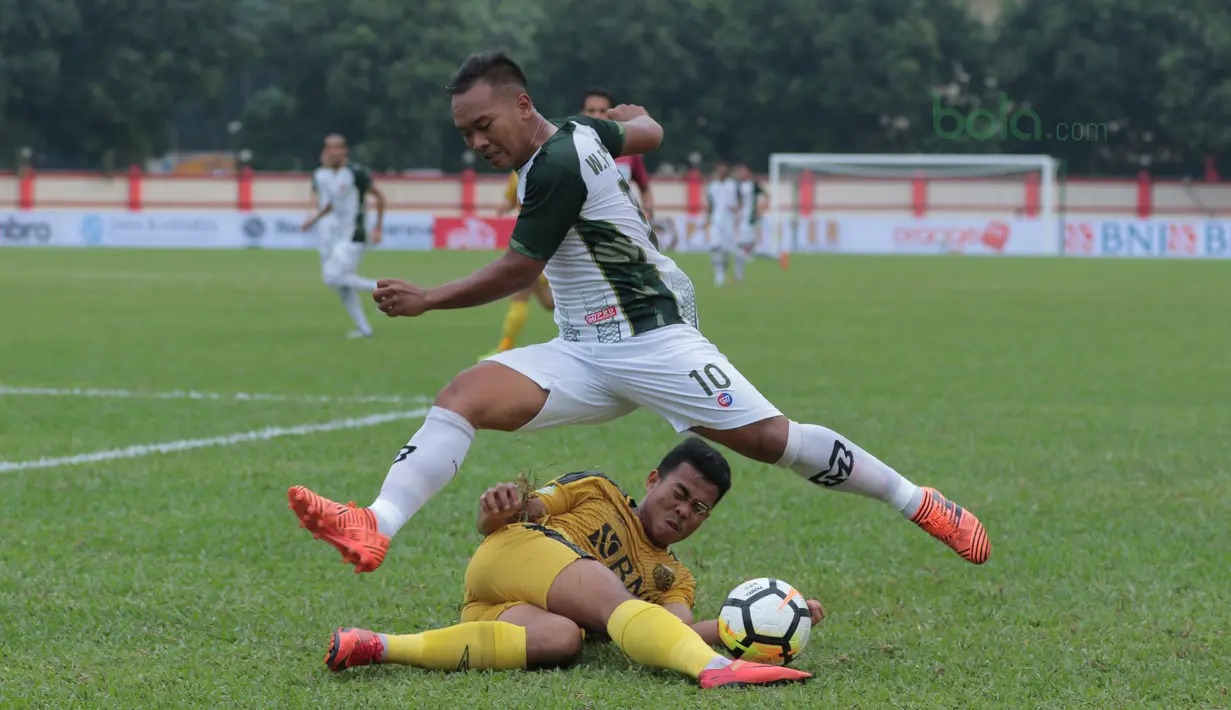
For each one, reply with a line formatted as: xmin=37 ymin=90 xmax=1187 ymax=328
xmin=673 ymin=597 xmax=827 ymax=647
xmin=353 ymin=166 xmax=385 ymax=243
xmin=302 ymin=203 xmax=332 ymax=230
xmin=476 ymin=474 xmax=585 ymax=535
xmin=661 ymin=603 xmax=722 ymax=646
xmin=754 ymin=181 xmax=768 ymax=219
xmin=420 ymin=161 xmax=582 ymax=311
xmin=302 ymin=174 xmax=332 ymax=230
xmin=414 ymin=250 xmax=544 ymax=311
xmin=573 ymin=107 xmax=662 ymax=159
xmin=476 ymin=482 xmax=548 ymax=536
xmin=369 ymin=183 xmax=387 ymax=232
xmin=605 ymin=105 xmax=663 ymax=157
xmin=659 ymin=567 xmax=718 ymax=644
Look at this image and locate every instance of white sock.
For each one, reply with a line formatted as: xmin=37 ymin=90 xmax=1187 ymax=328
xmin=368 ymin=407 xmax=476 ymax=537
xmin=704 ymin=656 xmax=733 ymax=671
xmin=775 ymin=420 xmax=924 ymax=518
xmin=338 ymin=287 xmax=373 ymax=334
xmin=711 ymin=250 xmax=727 ymax=287
xmin=734 ymin=248 xmax=748 ymax=281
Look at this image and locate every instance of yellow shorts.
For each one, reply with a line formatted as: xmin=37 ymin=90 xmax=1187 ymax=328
xmin=459 ymin=522 xmax=590 ymax=623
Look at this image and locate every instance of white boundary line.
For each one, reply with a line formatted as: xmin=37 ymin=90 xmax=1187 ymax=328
xmin=0 ymin=408 xmax=429 ymax=473
xmin=0 ymin=386 xmax=431 ymax=405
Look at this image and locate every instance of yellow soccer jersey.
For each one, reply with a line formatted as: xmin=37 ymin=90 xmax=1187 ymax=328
xmin=531 ymin=471 xmax=696 ymax=607
xmin=505 ymin=171 xmax=521 ymax=209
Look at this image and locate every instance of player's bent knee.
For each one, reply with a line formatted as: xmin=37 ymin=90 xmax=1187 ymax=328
xmin=494 ymin=602 xmax=584 ymax=669
xmin=545 ymin=558 xmax=636 ymax=632
xmin=694 ymin=415 xmax=790 ymax=464
xmin=525 ymin=614 xmax=584 ymax=669
xmin=435 ymin=362 xmax=548 ymax=432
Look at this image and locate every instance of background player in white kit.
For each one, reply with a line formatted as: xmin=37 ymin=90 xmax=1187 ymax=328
xmin=302 ymin=134 xmax=387 ymax=339
xmin=703 ymin=162 xmax=741 ymax=287
xmin=287 ymin=50 xmax=990 ymax=581
xmin=733 ymin=162 xmax=768 ymax=283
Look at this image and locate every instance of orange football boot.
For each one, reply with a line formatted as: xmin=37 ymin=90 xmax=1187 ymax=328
xmin=699 ymin=659 xmax=811 ymax=689
xmin=326 ymin=627 xmax=385 ymax=672
xmin=287 ymin=485 xmax=389 ymax=573
xmin=910 ymin=487 xmax=991 ymax=564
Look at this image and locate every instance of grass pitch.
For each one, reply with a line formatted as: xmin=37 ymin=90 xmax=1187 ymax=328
xmin=1 ymin=248 xmax=1227 ymax=709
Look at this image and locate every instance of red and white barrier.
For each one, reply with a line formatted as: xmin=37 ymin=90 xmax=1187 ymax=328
xmin=6 ymin=209 xmax=1231 ymax=259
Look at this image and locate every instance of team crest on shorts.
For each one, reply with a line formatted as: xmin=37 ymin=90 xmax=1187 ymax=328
xmin=653 ymin=563 xmax=676 ymax=592
xmin=716 ymin=392 xmax=734 ymax=408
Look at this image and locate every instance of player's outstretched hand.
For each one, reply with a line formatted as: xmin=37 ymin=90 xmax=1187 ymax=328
xmin=373 ymin=278 xmax=428 ymax=317
xmin=479 ymin=482 xmax=524 ymax=519
xmin=806 ymin=599 xmax=825 ymax=625
xmin=605 ymin=103 xmax=648 ymax=122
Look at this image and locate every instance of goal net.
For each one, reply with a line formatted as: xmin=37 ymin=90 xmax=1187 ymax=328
xmin=766 ymin=154 xmax=1062 ymax=259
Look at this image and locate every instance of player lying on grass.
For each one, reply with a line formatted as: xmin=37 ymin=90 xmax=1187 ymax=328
xmin=325 ymin=439 xmax=820 ymax=689
xmin=288 ymin=50 xmax=989 ymax=579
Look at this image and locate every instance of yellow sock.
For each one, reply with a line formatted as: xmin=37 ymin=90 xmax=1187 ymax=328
xmin=498 ymin=300 xmax=529 ymax=351
xmin=606 ymin=599 xmax=718 ymax=679
xmin=383 ymin=621 xmax=527 ymax=671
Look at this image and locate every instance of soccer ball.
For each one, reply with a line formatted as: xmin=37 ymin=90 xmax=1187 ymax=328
xmin=716 ymin=577 xmax=811 ymax=666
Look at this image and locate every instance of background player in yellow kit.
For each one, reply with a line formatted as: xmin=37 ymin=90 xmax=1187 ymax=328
xmin=323 ymin=439 xmax=821 ymax=689
xmin=479 ymin=171 xmax=554 ymax=360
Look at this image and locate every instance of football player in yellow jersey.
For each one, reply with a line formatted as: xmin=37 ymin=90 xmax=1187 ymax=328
xmin=477 ymin=171 xmax=554 ymax=360
xmin=323 ymin=438 xmax=822 ymax=689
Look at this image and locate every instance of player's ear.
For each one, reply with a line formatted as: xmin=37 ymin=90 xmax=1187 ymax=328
xmin=516 ymin=92 xmax=533 ymax=117
xmin=645 ymin=469 xmax=661 ymax=492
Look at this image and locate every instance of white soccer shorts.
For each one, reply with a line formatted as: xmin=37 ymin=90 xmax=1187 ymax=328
xmin=485 ymin=324 xmax=782 ymax=433
xmin=319 ymin=238 xmax=365 ymax=287
xmin=737 ymin=224 xmax=760 ymax=249
xmin=709 ymin=222 xmax=737 ymax=252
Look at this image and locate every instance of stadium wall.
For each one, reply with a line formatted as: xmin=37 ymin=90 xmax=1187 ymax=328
xmin=4 ymin=168 xmax=1231 ymax=258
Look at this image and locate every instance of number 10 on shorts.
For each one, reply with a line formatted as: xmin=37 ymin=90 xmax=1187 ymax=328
xmin=688 ymin=364 xmax=732 ymax=397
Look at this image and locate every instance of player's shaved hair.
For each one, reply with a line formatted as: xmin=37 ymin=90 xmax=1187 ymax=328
xmin=657 ymin=438 xmax=732 ymax=503
xmin=447 ymin=50 xmax=529 ymax=96
xmin=324 ymin=133 xmax=346 ymax=146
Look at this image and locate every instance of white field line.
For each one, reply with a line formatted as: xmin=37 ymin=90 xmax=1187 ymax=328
xmin=0 ymin=408 xmax=429 ymax=473
xmin=0 ymin=386 xmax=431 ymax=406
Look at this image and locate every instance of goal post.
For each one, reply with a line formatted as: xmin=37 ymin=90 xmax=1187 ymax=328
xmin=767 ymin=153 xmax=1062 ymax=259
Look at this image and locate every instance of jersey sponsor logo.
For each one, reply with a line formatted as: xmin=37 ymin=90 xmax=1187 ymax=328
xmin=536 ymin=485 xmax=557 ymax=496
xmin=588 ymin=522 xmax=644 ymax=598
xmin=716 ymin=392 xmax=734 ymax=408
xmin=584 ymin=306 xmax=618 ymax=325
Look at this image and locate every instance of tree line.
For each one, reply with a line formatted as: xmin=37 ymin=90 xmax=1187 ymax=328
xmin=2 ymin=0 xmax=1228 ymax=177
